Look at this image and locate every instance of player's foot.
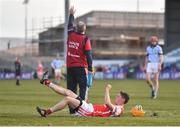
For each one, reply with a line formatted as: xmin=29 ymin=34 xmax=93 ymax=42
xmin=153 ymin=91 xmax=157 ymax=99
xmin=151 ymin=90 xmax=157 ymax=99
xmin=40 ymin=71 xmax=51 ymax=86
xmin=36 ymin=106 xmax=47 ymax=117
xmin=152 ymin=95 xmax=157 ymax=99
xmin=151 ymin=90 xmax=155 ymax=98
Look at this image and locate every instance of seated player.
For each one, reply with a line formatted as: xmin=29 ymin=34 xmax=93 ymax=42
xmin=36 ymin=71 xmax=130 ymax=117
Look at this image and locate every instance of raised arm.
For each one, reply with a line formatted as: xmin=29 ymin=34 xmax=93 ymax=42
xmin=104 ymin=84 xmax=115 ymax=110
xmin=68 ymin=6 xmax=76 ymax=32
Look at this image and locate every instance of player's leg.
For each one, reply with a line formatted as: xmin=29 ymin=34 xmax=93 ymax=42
xmin=77 ymin=74 xmax=87 ymax=101
xmin=49 ymin=82 xmax=78 ymax=98
xmin=146 ymin=63 xmax=154 ymax=88
xmin=146 ymin=63 xmax=156 ymax=98
xmin=56 ymin=70 xmax=61 ymax=85
xmin=50 ymin=96 xmax=81 ymax=113
xmin=146 ymin=73 xmax=154 ymax=89
xmin=146 ymin=73 xmax=156 ymax=98
xmin=16 ymin=73 xmax=20 ymax=86
xmin=67 ymin=68 xmax=78 ymax=114
xmin=74 ymin=67 xmax=87 ymax=101
xmin=67 ymin=68 xmax=77 ymax=94
xmin=40 ymin=71 xmax=78 ymax=98
xmin=151 ymin=63 xmax=160 ymax=99
xmin=54 ymin=69 xmax=59 ymax=84
xmin=36 ymin=96 xmax=81 ymax=117
xmin=153 ymin=72 xmax=160 ymax=99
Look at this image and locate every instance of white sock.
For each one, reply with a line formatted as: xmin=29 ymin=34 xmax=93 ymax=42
xmin=154 ymin=88 xmax=158 ymax=95
xmin=49 ymin=108 xmax=53 ymax=112
xmin=152 ymin=85 xmax=155 ymax=91
xmin=49 ymin=82 xmax=55 ymax=88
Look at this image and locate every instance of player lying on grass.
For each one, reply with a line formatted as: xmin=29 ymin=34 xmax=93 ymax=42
xmin=36 ymin=71 xmax=130 ymax=117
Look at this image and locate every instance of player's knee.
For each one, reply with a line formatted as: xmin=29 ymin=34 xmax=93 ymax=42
xmin=65 ymin=89 xmax=73 ymax=96
xmin=146 ymin=79 xmax=151 ymax=84
xmin=153 ymin=76 xmax=158 ymax=81
xmin=146 ymin=80 xmax=149 ymax=83
xmin=64 ymin=96 xmax=71 ymax=102
xmin=154 ymin=78 xmax=158 ymax=83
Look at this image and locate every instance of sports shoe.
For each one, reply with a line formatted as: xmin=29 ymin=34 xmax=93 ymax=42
xmin=151 ymin=90 xmax=155 ymax=97
xmin=40 ymin=71 xmax=50 ymax=85
xmin=151 ymin=90 xmax=157 ymax=99
xmin=152 ymin=95 xmax=157 ymax=99
xmin=36 ymin=106 xmax=47 ymax=117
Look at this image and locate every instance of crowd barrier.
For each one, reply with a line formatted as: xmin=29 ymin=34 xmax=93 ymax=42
xmin=136 ymin=71 xmax=180 ymax=80
xmin=0 ymin=71 xmax=180 ymax=80
xmin=0 ymin=72 xmax=33 ymax=79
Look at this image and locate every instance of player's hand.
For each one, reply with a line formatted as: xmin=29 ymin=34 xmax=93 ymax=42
xmin=158 ymin=64 xmax=162 ymax=72
xmin=143 ymin=66 xmax=147 ymax=73
xmin=69 ymin=6 xmax=76 ymax=15
xmin=106 ymin=84 xmax=112 ymax=90
xmin=85 ymin=68 xmax=94 ymax=75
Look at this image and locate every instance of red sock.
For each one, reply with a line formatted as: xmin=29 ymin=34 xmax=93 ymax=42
xmin=45 ymin=109 xmax=52 ymax=115
xmin=44 ymin=80 xmax=51 ymax=86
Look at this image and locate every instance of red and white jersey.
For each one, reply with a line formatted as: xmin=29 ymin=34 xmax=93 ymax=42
xmin=92 ymin=104 xmax=124 ymax=117
xmin=75 ymin=101 xmax=124 ymax=117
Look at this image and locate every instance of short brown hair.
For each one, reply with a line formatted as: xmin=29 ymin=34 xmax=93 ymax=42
xmin=120 ymin=91 xmax=129 ymax=104
xmin=150 ymin=36 xmax=159 ymax=42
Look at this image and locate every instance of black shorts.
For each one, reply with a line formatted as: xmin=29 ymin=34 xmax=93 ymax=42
xmin=67 ymin=67 xmax=87 ymax=100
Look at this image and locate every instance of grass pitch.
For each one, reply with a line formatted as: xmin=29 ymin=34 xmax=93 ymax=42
xmin=0 ymin=79 xmax=180 ymax=126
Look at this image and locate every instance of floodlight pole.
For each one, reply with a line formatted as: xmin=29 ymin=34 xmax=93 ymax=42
xmin=137 ymin=0 xmax=139 ymax=12
xmin=23 ymin=0 xmax=29 ymax=55
xmin=25 ymin=3 xmax=27 ymax=45
xmin=64 ymin=0 xmax=69 ymax=62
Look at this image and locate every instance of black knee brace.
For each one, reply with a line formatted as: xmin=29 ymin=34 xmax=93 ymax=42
xmin=74 ymin=96 xmax=83 ymax=111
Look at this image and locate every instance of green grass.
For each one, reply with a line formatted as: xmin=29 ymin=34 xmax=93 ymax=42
xmin=0 ymin=79 xmax=180 ymax=126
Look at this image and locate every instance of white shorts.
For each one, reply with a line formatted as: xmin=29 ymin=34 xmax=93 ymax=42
xmin=75 ymin=101 xmax=94 ymax=116
xmin=146 ymin=63 xmax=159 ymax=73
xmin=55 ymin=69 xmax=61 ymax=76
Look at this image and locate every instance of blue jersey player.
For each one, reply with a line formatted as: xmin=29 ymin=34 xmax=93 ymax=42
xmin=144 ymin=36 xmax=163 ymax=99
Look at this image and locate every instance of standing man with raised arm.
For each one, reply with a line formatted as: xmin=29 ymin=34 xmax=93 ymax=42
xmin=144 ymin=36 xmax=163 ymax=99
xmin=66 ymin=6 xmax=93 ymax=114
